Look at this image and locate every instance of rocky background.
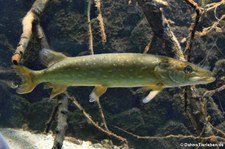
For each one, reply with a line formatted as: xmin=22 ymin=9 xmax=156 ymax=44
xmin=0 ymin=0 xmax=225 ymax=149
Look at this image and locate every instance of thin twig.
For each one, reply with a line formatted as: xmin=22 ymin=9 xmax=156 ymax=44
xmin=209 ymin=123 xmax=225 ymax=138
xmin=94 ymin=0 xmax=107 ymax=43
xmin=197 ymin=15 xmax=225 ymax=37
xmin=87 ymin=0 xmax=94 ymax=55
xmin=184 ymin=0 xmax=202 ymax=60
xmin=96 ymin=99 xmax=113 ymax=145
xmin=203 ymin=85 xmax=225 ymax=97
xmin=114 ymin=126 xmax=225 ymax=142
xmin=44 ymin=102 xmax=59 ymax=133
xmin=66 ymin=93 xmax=129 ymax=148
xmin=182 ymin=0 xmax=215 ymax=136
xmin=87 ymin=3 xmax=112 ymax=144
xmin=205 ymin=0 xmax=225 ymax=12
xmin=143 ymin=35 xmax=157 ymax=54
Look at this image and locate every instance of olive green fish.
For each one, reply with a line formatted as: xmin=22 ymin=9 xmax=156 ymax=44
xmin=14 ymin=49 xmax=215 ymax=103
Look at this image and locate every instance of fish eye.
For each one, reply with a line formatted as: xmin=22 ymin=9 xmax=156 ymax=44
xmin=184 ymin=65 xmax=193 ymax=74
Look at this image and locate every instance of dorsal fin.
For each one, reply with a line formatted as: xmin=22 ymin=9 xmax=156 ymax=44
xmin=39 ymin=49 xmax=67 ymax=67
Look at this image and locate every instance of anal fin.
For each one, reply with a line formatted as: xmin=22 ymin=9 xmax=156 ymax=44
xmin=44 ymin=83 xmax=67 ymax=99
xmin=89 ymin=86 xmax=107 ymax=102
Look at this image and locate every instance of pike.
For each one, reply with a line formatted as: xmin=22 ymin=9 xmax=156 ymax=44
xmin=14 ymin=49 xmax=215 ymax=103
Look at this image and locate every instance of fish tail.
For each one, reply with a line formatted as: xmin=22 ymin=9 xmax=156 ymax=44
xmin=13 ymin=65 xmax=37 ymax=94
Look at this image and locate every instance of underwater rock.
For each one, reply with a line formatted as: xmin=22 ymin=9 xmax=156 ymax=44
xmin=140 ymin=92 xmax=174 ymax=134
xmin=217 ymin=121 xmax=225 ymax=131
xmin=27 ymin=99 xmax=57 ymax=131
xmin=0 ymin=84 xmax=29 ymax=128
xmin=159 ymin=120 xmax=191 ymax=135
xmin=155 ymin=121 xmax=194 ymax=149
xmin=207 ymin=97 xmax=224 ymax=125
xmin=111 ymin=108 xmax=145 ymax=132
xmin=164 ymin=0 xmax=192 ymax=26
xmin=211 ymin=59 xmax=225 ymax=118
xmin=213 ymin=59 xmax=225 ymax=86
xmin=130 ymin=19 xmax=152 ymax=52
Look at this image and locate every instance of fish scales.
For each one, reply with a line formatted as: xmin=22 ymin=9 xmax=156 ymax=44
xmin=14 ymin=49 xmax=215 ymax=102
xmin=37 ymin=53 xmax=161 ymax=87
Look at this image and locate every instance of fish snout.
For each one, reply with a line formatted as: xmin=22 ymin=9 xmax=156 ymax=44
xmin=189 ymin=75 xmax=216 ymax=84
xmin=206 ymin=77 xmax=216 ymax=83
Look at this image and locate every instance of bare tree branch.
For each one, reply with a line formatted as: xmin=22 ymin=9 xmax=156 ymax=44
xmin=197 ymin=15 xmax=225 ymax=37
xmin=114 ymin=125 xmax=225 ymax=142
xmin=184 ymin=0 xmax=203 ymax=59
xmin=94 ymin=0 xmax=107 ymax=43
xmin=137 ymin=0 xmax=185 ymax=61
xmin=66 ymin=93 xmax=129 ymax=149
xmin=11 ymin=0 xmax=50 ymax=65
xmin=203 ymin=85 xmax=225 ymax=97
xmin=52 ymin=95 xmax=69 ymax=149
xmin=87 ymin=0 xmax=94 ymax=55
xmin=44 ymin=102 xmax=59 ymax=133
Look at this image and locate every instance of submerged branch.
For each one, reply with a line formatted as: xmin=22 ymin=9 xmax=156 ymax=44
xmin=205 ymin=0 xmax=225 ymax=12
xmin=203 ymin=85 xmax=225 ymax=97
xmin=66 ymin=93 xmax=129 ymax=148
xmin=197 ymin=15 xmax=225 ymax=37
xmin=94 ymin=0 xmax=107 ymax=43
xmin=95 ymin=99 xmax=113 ymax=145
xmin=137 ymin=0 xmax=185 ymax=61
xmin=52 ymin=95 xmax=69 ymax=149
xmin=184 ymin=0 xmax=202 ymax=59
xmin=44 ymin=102 xmax=59 ymax=133
xmin=143 ymin=35 xmax=157 ymax=54
xmin=36 ymin=23 xmax=50 ymax=49
xmin=114 ymin=126 xmax=225 ymax=142
xmin=11 ymin=0 xmax=50 ymax=65
xmin=87 ymin=0 xmax=94 ymax=55
xmin=182 ymin=0 xmax=216 ymax=137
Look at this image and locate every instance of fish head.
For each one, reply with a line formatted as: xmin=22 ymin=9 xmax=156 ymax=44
xmin=154 ymin=58 xmax=215 ymax=87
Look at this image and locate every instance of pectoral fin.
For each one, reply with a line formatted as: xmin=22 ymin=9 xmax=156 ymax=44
xmin=142 ymin=90 xmax=162 ymax=103
xmin=89 ymin=86 xmax=107 ymax=102
xmin=44 ymin=83 xmax=67 ymax=99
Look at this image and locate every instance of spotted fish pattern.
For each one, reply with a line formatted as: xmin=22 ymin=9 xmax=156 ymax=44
xmin=14 ymin=49 xmax=215 ymax=103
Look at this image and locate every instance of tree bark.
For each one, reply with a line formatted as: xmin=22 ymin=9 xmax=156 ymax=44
xmin=12 ymin=0 xmax=50 ymax=65
xmin=52 ymin=95 xmax=69 ymax=149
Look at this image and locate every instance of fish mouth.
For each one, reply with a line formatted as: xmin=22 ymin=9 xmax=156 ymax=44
xmin=189 ymin=76 xmax=216 ymax=83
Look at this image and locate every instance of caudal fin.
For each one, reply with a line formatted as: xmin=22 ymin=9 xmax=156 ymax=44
xmin=13 ymin=65 xmax=37 ymax=94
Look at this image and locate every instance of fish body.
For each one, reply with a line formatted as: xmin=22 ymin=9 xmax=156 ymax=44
xmin=14 ymin=49 xmax=215 ymax=103
xmin=37 ymin=53 xmax=160 ymax=87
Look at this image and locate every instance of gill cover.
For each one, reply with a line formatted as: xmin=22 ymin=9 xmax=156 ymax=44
xmin=154 ymin=59 xmax=215 ymax=87
xmin=154 ymin=62 xmax=179 ymax=86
